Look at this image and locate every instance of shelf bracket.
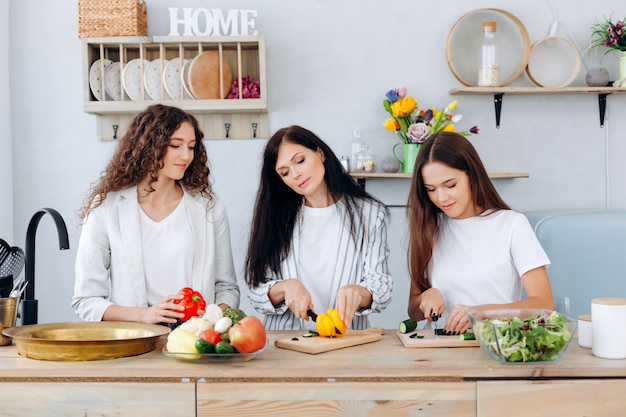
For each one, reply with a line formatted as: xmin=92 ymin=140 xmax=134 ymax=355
xmin=598 ymin=93 xmax=610 ymax=128
xmin=493 ymin=93 xmax=504 ymax=128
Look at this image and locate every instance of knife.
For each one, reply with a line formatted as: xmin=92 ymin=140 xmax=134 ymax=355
xmin=431 ymin=312 xmax=440 ymax=335
xmin=307 ymin=309 xmax=342 ymax=335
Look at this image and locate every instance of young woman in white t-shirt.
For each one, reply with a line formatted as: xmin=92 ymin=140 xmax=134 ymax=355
xmin=407 ymin=132 xmax=554 ymax=335
xmin=245 ymin=125 xmax=392 ymax=330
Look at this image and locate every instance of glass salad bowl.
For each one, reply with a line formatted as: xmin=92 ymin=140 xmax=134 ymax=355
xmin=466 ymin=309 xmax=576 ymax=364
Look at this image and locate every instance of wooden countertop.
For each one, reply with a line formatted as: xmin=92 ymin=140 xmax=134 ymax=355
xmin=0 ymin=330 xmax=623 ymax=383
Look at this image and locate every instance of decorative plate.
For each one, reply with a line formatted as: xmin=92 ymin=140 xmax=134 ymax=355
xmin=188 ymin=51 xmax=233 ymax=99
xmin=103 ymin=62 xmax=123 ymax=101
xmin=144 ymin=59 xmax=169 ymax=100
xmin=162 ymin=339 xmax=268 ymax=363
xmin=123 ymin=58 xmax=150 ymax=101
xmin=89 ymin=58 xmax=113 ymax=101
xmin=182 ymin=58 xmax=195 ymax=99
xmin=163 ymin=58 xmax=187 ymax=100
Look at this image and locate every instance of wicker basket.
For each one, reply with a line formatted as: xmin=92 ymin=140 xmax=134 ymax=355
xmin=78 ymin=0 xmax=147 ymax=38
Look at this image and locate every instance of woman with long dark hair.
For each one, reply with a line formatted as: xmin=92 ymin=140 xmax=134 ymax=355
xmin=72 ymin=104 xmax=239 ymax=324
xmin=245 ymin=125 xmax=392 ymax=330
xmin=407 ymin=132 xmax=554 ymax=334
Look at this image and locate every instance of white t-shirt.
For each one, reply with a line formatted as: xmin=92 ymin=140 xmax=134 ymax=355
xmin=298 ymin=203 xmax=341 ymax=330
xmin=139 ymin=198 xmax=194 ymax=306
xmin=429 ymin=210 xmax=550 ymax=320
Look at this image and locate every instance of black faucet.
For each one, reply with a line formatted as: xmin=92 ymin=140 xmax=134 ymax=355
xmin=22 ymin=208 xmax=70 ymax=325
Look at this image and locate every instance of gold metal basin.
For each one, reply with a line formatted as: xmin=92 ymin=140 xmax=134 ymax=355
xmin=2 ymin=321 xmax=170 ymax=361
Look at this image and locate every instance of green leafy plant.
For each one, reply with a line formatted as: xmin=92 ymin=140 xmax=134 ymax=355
xmin=590 ymin=16 xmax=626 ymax=53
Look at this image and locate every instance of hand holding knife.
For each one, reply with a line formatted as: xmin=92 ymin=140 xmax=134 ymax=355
xmin=307 ymin=308 xmax=343 ymax=335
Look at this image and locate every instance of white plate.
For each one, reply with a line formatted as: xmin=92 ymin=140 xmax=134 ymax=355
xmin=123 ymin=58 xmax=150 ymax=101
xmin=182 ymin=59 xmax=195 ymax=99
xmin=103 ymin=62 xmax=123 ymax=101
xmin=144 ymin=59 xmax=169 ymax=100
xmin=163 ymin=58 xmax=189 ymax=100
xmin=89 ymin=58 xmax=113 ymax=101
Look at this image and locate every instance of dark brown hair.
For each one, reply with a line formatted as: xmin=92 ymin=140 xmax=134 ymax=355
xmin=407 ymin=132 xmax=510 ymax=291
xmin=80 ymin=104 xmax=211 ymax=220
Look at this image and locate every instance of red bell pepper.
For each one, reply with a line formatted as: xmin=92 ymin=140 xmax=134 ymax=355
xmin=173 ymin=287 xmax=206 ymax=321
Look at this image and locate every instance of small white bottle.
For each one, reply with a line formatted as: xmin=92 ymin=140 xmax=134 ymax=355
xmin=340 ymin=156 xmax=350 ymax=172
xmin=478 ymin=21 xmax=499 ymax=87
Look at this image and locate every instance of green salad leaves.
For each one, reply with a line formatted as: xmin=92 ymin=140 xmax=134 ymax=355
xmin=473 ymin=311 xmax=572 ymax=363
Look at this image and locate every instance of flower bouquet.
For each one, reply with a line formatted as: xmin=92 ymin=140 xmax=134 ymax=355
xmin=590 ymin=16 xmax=626 ymax=87
xmin=227 ymin=75 xmax=261 ymax=99
xmin=382 ymin=86 xmax=478 ymax=145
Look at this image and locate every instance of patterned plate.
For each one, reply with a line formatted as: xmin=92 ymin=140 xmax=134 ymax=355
xmin=144 ymin=59 xmax=169 ymax=100
xmin=103 ymin=62 xmax=123 ymax=101
xmin=123 ymin=58 xmax=150 ymax=100
xmin=163 ymin=58 xmax=186 ymax=100
xmin=88 ymin=58 xmax=113 ymax=101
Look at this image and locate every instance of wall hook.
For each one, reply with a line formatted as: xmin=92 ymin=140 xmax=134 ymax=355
xmin=112 ymin=124 xmax=119 ymax=140
xmin=224 ymin=123 xmax=231 ymax=138
xmin=251 ymin=123 xmax=258 ymax=138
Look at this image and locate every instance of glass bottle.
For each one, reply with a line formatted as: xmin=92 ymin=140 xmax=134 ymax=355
xmin=354 ymin=143 xmax=376 ymax=173
xmin=478 ymin=21 xmax=499 ymax=87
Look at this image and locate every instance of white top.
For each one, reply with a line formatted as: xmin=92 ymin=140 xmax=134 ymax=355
xmin=140 ymin=198 xmax=193 ymax=306
xmin=298 ymin=204 xmax=341 ymax=330
xmin=430 ymin=210 xmax=550 ymax=322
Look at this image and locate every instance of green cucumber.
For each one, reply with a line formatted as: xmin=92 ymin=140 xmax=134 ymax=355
xmin=215 ymin=341 xmax=235 ymax=354
xmin=459 ymin=332 xmax=476 ymax=341
xmin=302 ymin=331 xmax=319 ymax=338
xmin=409 ymin=333 xmax=425 ymax=339
xmin=399 ymin=318 xmax=418 ymax=334
xmin=195 ymin=339 xmax=215 ymax=354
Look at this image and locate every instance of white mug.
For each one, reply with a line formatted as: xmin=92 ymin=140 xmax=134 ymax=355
xmin=577 ymin=314 xmax=592 ymax=348
xmin=591 ymin=298 xmax=626 ymax=359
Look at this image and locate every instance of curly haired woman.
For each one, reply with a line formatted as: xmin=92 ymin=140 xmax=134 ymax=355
xmin=72 ymin=104 xmax=239 ymax=324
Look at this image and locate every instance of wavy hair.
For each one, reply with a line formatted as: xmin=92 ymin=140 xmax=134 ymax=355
xmin=245 ymin=125 xmax=387 ymax=288
xmin=79 ymin=104 xmax=211 ymax=220
xmin=407 ymin=132 xmax=510 ymax=292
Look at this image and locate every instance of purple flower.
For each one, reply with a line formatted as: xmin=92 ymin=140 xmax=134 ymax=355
xmin=386 ymin=89 xmax=399 ymax=103
xmin=407 ymin=123 xmax=430 ymax=143
xmin=470 ymin=125 xmax=480 ymax=134
xmin=423 ymin=109 xmax=433 ymax=123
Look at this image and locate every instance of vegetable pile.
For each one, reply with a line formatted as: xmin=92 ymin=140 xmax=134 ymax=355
xmin=472 ymin=310 xmax=572 ymax=363
xmin=165 ymin=298 xmax=261 ymax=357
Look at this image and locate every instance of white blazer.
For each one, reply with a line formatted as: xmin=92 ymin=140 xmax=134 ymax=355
xmin=247 ymin=198 xmax=392 ymax=330
xmin=72 ymin=186 xmax=240 ymax=321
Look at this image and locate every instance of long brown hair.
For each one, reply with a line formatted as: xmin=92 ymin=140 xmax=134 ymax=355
xmin=79 ymin=104 xmax=211 ymax=220
xmin=244 ymin=125 xmax=386 ymax=288
xmin=407 ymin=132 xmax=510 ymax=291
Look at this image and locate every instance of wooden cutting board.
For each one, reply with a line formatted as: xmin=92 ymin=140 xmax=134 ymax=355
xmin=396 ymin=330 xmax=479 ymax=348
xmin=188 ymin=51 xmax=233 ymax=99
xmin=275 ymin=328 xmax=383 ymax=354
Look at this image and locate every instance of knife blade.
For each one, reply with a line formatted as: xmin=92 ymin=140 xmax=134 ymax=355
xmin=307 ymin=309 xmax=342 ymax=335
xmin=431 ymin=311 xmax=440 ymax=335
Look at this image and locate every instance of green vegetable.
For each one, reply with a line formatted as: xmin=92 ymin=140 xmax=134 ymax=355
xmin=399 ymin=318 xmax=418 ymax=334
xmin=223 ymin=308 xmax=247 ymax=325
xmin=195 ymin=339 xmax=216 ymax=354
xmin=409 ymin=333 xmax=425 ymax=339
xmin=473 ymin=311 xmax=571 ymax=362
xmin=215 ymin=341 xmax=235 ymax=354
xmin=302 ymin=331 xmax=319 ymax=338
xmin=220 ymin=332 xmax=230 ymax=343
xmin=459 ymin=332 xmax=476 ymax=341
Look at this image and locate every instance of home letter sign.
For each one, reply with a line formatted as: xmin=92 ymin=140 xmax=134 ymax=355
xmin=168 ymin=8 xmax=258 ymax=36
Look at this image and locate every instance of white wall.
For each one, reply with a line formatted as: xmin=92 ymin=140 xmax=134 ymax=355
xmin=0 ymin=0 xmax=13 ymax=242
xmin=7 ymin=0 xmax=626 ymax=328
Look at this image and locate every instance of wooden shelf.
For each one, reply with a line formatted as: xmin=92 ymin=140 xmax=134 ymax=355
xmin=82 ymin=36 xmax=267 ymax=141
xmin=450 ymin=86 xmax=626 ymax=128
xmin=350 ymin=172 xmax=529 ymax=180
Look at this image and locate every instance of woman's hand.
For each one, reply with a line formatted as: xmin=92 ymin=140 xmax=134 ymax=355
xmin=335 ymin=284 xmax=372 ymax=327
xmin=140 ymin=294 xmax=185 ymax=324
xmin=269 ymin=279 xmax=313 ymax=320
xmin=419 ymin=288 xmax=445 ymax=321
xmin=444 ymin=304 xmax=472 ymax=335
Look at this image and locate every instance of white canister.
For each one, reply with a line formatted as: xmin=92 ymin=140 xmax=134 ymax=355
xmin=591 ymin=298 xmax=626 ymax=359
xmin=577 ymin=314 xmax=592 ymax=348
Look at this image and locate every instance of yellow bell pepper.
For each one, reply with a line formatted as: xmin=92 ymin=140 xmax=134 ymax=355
xmin=165 ymin=327 xmax=201 ymax=359
xmin=315 ymin=308 xmax=347 ymax=338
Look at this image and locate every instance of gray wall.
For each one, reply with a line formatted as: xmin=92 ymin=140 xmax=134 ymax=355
xmin=5 ymin=0 xmax=626 ymax=328
xmin=1 ymin=0 xmax=13 ymax=242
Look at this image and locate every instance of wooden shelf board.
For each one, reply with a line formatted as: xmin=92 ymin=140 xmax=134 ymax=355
xmin=350 ymin=172 xmax=528 ymax=180
xmin=450 ymin=86 xmax=626 ymax=95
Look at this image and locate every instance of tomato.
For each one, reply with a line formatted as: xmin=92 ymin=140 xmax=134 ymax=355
xmin=198 ymin=329 xmax=222 ymax=345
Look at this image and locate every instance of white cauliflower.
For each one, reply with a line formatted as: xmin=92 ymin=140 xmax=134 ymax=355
xmin=203 ymin=304 xmax=224 ymax=326
xmin=179 ymin=316 xmax=212 ymax=335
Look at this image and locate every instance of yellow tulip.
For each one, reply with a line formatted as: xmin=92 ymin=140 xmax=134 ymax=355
xmin=447 ymin=100 xmax=458 ymax=111
xmin=383 ymin=118 xmax=399 ymax=131
xmin=391 ymin=97 xmax=417 ymax=117
xmin=443 ymin=124 xmax=456 ymax=132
